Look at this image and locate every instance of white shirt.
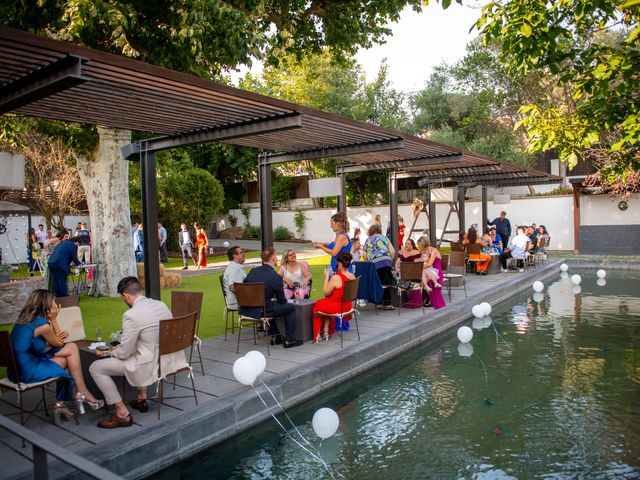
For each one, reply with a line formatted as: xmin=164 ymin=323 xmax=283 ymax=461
xmin=35 ymin=229 xmax=47 ymax=244
xmin=510 ymin=233 xmax=529 ymax=258
xmin=223 ymin=261 xmax=247 ymax=309
xmin=181 ymin=231 xmax=191 ymax=244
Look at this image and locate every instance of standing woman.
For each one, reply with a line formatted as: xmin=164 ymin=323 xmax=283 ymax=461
xmin=416 ymin=236 xmax=446 ymax=309
xmin=10 ymin=290 xmax=103 ymax=423
xmin=313 ymin=212 xmax=352 ymax=273
xmin=194 ymin=222 xmax=208 ymax=270
xmin=279 ymin=249 xmax=312 ymax=300
xmin=363 ymin=224 xmax=396 ymax=309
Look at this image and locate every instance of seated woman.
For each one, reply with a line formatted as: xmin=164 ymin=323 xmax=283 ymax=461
xmin=462 ymin=227 xmax=492 ymax=274
xmin=395 ymin=238 xmax=421 ymax=270
xmin=537 ymin=225 xmax=551 ymax=255
xmin=489 ymin=225 xmax=503 ymax=254
xmin=416 ymin=236 xmax=446 ymax=309
xmin=312 ymin=252 xmax=356 ymax=342
xmin=278 ymin=249 xmax=312 ymax=300
xmin=363 ymin=224 xmax=396 ymax=309
xmin=10 ymin=289 xmax=103 ymax=424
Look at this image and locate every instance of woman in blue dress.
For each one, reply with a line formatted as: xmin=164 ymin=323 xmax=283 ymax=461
xmin=10 ymin=289 xmax=103 ymax=423
xmin=313 ymin=212 xmax=352 ymax=273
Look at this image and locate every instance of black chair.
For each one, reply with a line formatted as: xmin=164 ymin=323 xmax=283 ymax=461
xmin=316 ymin=277 xmax=361 ymax=348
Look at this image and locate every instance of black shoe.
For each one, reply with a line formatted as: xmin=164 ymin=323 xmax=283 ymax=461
xmin=270 ymin=335 xmax=283 ymax=346
xmin=284 ymin=339 xmax=303 ymax=348
xmin=182 ymin=266 xmax=188 ymax=270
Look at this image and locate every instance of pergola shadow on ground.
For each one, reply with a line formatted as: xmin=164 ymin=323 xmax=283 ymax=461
xmin=0 ymin=27 xmax=560 ymax=298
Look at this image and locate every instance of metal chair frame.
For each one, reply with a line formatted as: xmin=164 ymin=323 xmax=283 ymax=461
xmin=234 ymin=282 xmax=273 ymax=355
xmin=171 ymin=291 xmax=204 ymax=376
xmin=218 ymin=274 xmax=238 ymax=340
xmin=442 ymin=252 xmax=467 ymax=301
xmin=396 ymin=262 xmax=425 ymax=316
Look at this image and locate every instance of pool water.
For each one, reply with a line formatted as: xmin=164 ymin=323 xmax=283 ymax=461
xmin=158 ymin=270 xmax=640 ymax=479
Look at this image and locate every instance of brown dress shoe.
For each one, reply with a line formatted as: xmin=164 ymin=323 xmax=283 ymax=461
xmin=129 ymin=399 xmax=148 ymax=413
xmin=97 ymin=413 xmax=133 ymax=429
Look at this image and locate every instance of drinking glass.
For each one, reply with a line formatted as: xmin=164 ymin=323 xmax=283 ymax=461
xmin=96 ymin=326 xmax=103 ymax=343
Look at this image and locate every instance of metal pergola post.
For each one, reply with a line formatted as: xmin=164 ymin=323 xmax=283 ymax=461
xmin=457 ymin=186 xmax=466 ymax=235
xmin=337 ymin=172 xmax=347 ymax=213
xmin=388 ymin=172 xmax=399 ymax=248
xmin=428 ymin=186 xmax=437 ymax=246
xmin=258 ymin=154 xmax=273 ymax=250
xmin=481 ymin=185 xmax=488 ymax=230
xmin=139 ymin=144 xmax=161 ymax=299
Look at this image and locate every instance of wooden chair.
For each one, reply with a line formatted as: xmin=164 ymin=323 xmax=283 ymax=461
xmin=157 ymin=312 xmax=198 ymax=420
xmin=219 ymin=274 xmax=238 ymax=340
xmin=442 ymin=251 xmax=467 ymax=301
xmin=0 ymin=331 xmax=78 ymax=432
xmin=397 ymin=262 xmax=425 ymax=316
xmin=316 ymin=277 xmax=361 ymax=348
xmin=451 ymin=242 xmax=465 ymax=252
xmin=171 ymin=291 xmax=204 ymax=375
xmin=464 ymin=243 xmax=482 ymax=273
xmin=56 ymin=295 xmax=79 ymax=308
xmin=234 ymin=282 xmax=273 ymax=355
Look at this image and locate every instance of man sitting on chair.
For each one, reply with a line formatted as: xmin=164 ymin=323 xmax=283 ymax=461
xmin=90 ymin=276 xmax=172 ymax=428
xmin=223 ymin=245 xmax=246 ymax=310
xmin=242 ymin=248 xmax=303 ymax=349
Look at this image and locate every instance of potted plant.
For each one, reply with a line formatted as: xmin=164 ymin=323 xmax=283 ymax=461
xmin=0 ymin=262 xmax=13 ymax=283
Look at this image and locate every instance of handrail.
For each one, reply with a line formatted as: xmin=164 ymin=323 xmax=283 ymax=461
xmin=0 ymin=415 xmax=123 ymax=480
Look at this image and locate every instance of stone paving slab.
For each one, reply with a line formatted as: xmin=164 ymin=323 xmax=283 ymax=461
xmin=1 ymin=258 xmax=592 ymax=479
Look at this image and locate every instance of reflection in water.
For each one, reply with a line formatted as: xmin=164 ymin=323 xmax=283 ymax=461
xmin=160 ymin=271 xmax=640 ymax=480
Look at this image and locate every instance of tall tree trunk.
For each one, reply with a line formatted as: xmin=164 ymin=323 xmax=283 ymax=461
xmin=77 ymin=127 xmax=135 ymax=296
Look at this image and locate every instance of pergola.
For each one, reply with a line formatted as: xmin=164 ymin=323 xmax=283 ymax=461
xmin=0 ymin=27 xmax=558 ymax=297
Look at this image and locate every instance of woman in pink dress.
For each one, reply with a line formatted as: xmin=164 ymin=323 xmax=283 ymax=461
xmin=416 ymin=235 xmax=446 ymax=309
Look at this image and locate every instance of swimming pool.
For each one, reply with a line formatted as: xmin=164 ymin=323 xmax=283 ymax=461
xmin=157 ymin=270 xmax=640 ymax=479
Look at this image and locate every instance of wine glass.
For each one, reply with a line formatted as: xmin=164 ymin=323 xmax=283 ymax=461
xmin=96 ymin=326 xmax=103 ymax=343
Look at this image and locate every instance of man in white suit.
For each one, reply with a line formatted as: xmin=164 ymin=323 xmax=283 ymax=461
xmin=91 ymin=276 xmax=172 ymax=428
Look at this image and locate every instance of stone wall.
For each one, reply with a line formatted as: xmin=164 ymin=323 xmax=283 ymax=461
xmin=0 ymin=276 xmax=47 ymax=325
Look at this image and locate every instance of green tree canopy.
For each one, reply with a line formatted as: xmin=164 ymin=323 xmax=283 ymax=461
xmin=476 ymin=0 xmax=640 ymax=179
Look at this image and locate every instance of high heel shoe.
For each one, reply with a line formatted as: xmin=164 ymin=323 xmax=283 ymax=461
xmin=75 ymin=392 xmax=105 ymax=415
xmin=323 ymin=330 xmax=330 ymax=341
xmin=52 ymin=401 xmax=74 ymax=426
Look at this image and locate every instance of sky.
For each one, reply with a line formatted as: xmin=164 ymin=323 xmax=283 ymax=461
xmin=230 ymin=2 xmax=481 ymax=94
xmin=355 ymin=2 xmax=482 ymax=94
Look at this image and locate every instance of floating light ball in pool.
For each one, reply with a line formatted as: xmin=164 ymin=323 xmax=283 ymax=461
xmin=597 ymin=278 xmax=606 ymax=287
xmin=472 ymin=318 xmax=485 ymax=331
xmin=560 ymin=272 xmax=569 ymax=280
xmin=560 ymin=263 xmax=569 ymax=272
xmin=457 ymin=343 xmax=474 ymax=357
xmin=596 ymin=269 xmax=606 ymax=279
xmin=533 ymin=292 xmax=544 ymax=303
xmin=572 ymin=285 xmax=582 ymax=295
xmin=571 ymin=274 xmax=582 ymax=285
xmin=457 ymin=326 xmax=473 ymax=343
xmin=223 ymin=241 xmax=230 ymax=248
xmin=532 ymin=281 xmax=544 ymax=292
xmin=480 ymin=302 xmax=492 ymax=316
xmin=232 ymin=357 xmax=258 ymax=386
xmin=312 ymin=408 xmax=339 ymax=439
xmin=245 ymin=350 xmax=266 ymax=377
xmin=471 ymin=304 xmax=484 ymax=318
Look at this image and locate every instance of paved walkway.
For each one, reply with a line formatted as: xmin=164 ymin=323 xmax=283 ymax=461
xmin=0 ymin=258 xmax=580 ymax=479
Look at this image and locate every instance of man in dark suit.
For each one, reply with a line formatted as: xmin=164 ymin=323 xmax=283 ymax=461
xmin=48 ymin=236 xmax=81 ymax=297
xmin=242 ymin=248 xmax=303 ymax=348
xmin=178 ymin=223 xmax=196 ymax=270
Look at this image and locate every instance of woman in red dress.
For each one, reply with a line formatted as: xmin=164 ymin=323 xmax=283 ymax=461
xmin=194 ymin=222 xmax=208 ymax=270
xmin=312 ymin=252 xmax=356 ymax=342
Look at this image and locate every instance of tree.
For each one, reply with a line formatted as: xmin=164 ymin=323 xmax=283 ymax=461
xmin=1 ymin=127 xmax=85 ymax=231
xmin=1 ymin=0 xmax=427 ymax=294
xmin=475 ymin=0 xmax=640 ymax=180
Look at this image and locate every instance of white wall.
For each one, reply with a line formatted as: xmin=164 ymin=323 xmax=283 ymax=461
xmin=0 ymin=215 xmax=90 ymax=264
xmin=581 ymin=195 xmax=640 ymax=226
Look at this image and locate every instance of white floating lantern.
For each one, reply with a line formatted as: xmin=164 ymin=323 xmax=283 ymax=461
xmin=312 ymin=408 xmax=340 ymax=439
xmin=482 ymin=317 xmax=493 ymax=329
xmin=560 ymin=272 xmax=569 ymax=280
xmin=533 ymin=292 xmax=545 ymax=303
xmin=560 ymin=263 xmax=569 ymax=272
xmin=596 ymin=269 xmax=606 ymax=279
xmin=571 ymin=274 xmax=582 ymax=285
xmin=471 ymin=304 xmax=484 ymax=319
xmin=232 ymin=357 xmax=258 ymax=386
xmin=596 ymin=278 xmax=606 ymax=287
xmin=245 ymin=350 xmax=267 ymax=377
xmin=480 ymin=302 xmax=492 ymax=317
xmin=572 ymin=285 xmax=582 ymax=295
xmin=532 ymin=281 xmax=544 ymax=292
xmin=472 ymin=318 xmax=485 ymax=331
xmin=457 ymin=342 xmax=474 ymax=357
xmin=457 ymin=326 xmax=474 ymax=343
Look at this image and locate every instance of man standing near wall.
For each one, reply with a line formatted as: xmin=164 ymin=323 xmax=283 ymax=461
xmin=490 ymin=211 xmax=512 ymax=250
xmin=158 ymin=222 xmax=168 ymax=263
